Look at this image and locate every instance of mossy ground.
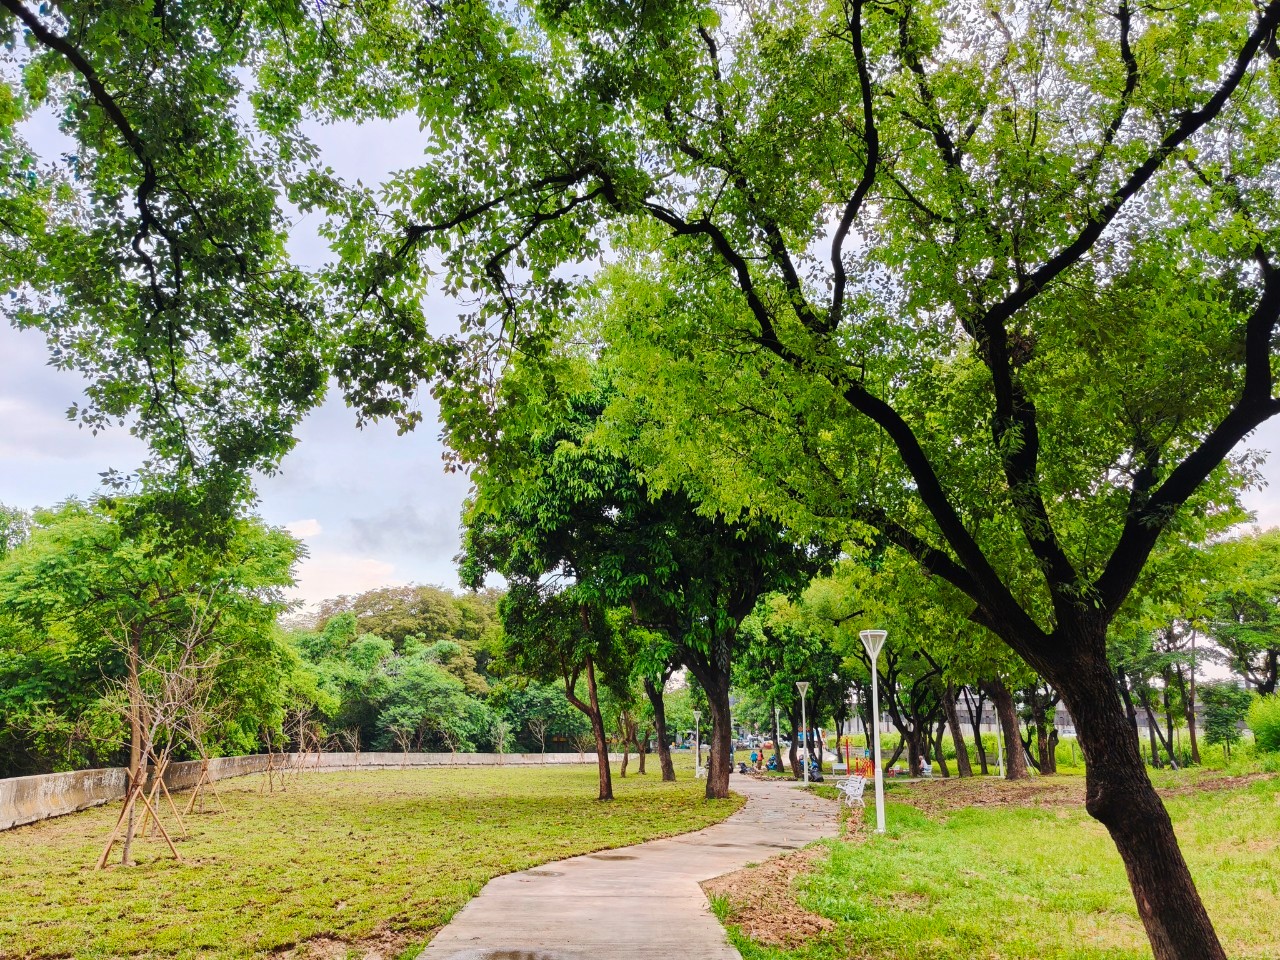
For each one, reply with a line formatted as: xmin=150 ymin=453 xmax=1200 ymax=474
xmin=0 ymin=762 xmax=742 ymax=959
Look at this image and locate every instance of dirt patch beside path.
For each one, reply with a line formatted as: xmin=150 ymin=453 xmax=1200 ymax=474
xmin=701 ymin=847 xmax=834 ymax=949
xmin=891 ymin=776 xmax=1085 ymax=815
xmin=274 ymin=925 xmax=418 ymax=960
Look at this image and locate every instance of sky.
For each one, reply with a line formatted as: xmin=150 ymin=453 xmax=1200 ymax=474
xmin=3 ymin=115 xmax=1280 ymax=610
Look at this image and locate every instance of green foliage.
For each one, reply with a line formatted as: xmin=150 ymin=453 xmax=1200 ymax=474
xmin=1199 ymin=682 xmax=1253 ymax=756
xmin=489 ymin=679 xmax=591 ymax=751
xmin=1246 ymin=695 xmax=1280 ymax=753
xmin=0 ymin=494 xmax=301 ymax=776
xmin=0 ymin=0 xmax=328 ymax=485
xmin=1204 ymin=529 xmax=1280 ymax=693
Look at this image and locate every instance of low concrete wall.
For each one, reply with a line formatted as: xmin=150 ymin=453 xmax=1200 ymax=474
xmin=1 ymin=751 xmax=621 ymax=831
xmin=0 ymin=767 xmax=129 ymax=831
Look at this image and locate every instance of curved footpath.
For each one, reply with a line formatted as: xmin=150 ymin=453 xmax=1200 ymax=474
xmin=418 ymin=775 xmax=839 ymax=960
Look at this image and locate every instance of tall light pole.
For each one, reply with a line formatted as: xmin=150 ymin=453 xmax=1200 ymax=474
xmin=847 ymin=685 xmax=858 ymax=770
xmin=796 ymin=681 xmax=810 ymax=785
xmin=696 ymin=711 xmax=706 ymax=778
xmin=860 ymin=630 xmax=887 ymax=834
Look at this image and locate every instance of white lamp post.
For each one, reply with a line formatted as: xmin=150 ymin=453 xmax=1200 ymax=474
xmin=693 ymin=709 xmax=702 ymax=779
xmin=859 ymin=629 xmax=888 ymax=834
xmin=796 ymin=681 xmax=810 ymax=785
xmin=847 ymin=685 xmax=858 ymax=769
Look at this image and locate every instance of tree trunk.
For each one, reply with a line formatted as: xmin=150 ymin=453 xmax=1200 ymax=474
xmin=932 ymin=720 xmax=950 ymax=777
xmin=685 ymin=656 xmax=733 ymax=799
xmin=905 ymin=727 xmax=925 ymax=777
xmin=1177 ymin=658 xmax=1201 ymax=766
xmin=1261 ymin=647 xmax=1278 ymax=694
xmin=703 ymin=678 xmax=733 ymax=799
xmin=943 ymin=684 xmax=973 ymax=777
xmin=771 ymin=706 xmax=783 ymax=771
xmin=1161 ymin=675 xmax=1178 ymax=763
xmin=883 ymin=736 xmax=905 ymax=772
xmin=1045 ymin=726 xmax=1059 ymax=774
xmin=963 ymin=686 xmax=990 ymax=774
xmin=581 ymin=655 xmax=614 ymax=803
xmin=1055 ymin=649 xmax=1226 ymax=960
xmin=1117 ymin=666 xmax=1141 ymax=748
xmin=637 ymin=726 xmax=650 ymax=775
xmin=643 ymin=678 xmax=675 ymax=782
xmin=127 ymin=627 xmax=142 ymax=791
xmin=787 ymin=706 xmax=801 ymax=778
xmin=1142 ymin=699 xmax=1179 ymax=770
xmin=985 ymin=678 xmax=1029 ymax=780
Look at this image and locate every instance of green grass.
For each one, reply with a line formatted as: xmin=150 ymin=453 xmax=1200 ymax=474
xmin=721 ymin=774 xmax=1279 ymax=960
xmin=0 ymin=764 xmax=743 ymax=959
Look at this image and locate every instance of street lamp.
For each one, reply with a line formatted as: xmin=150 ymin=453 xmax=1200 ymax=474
xmin=696 ymin=711 xmax=706 ymax=778
xmin=859 ymin=629 xmax=887 ymax=834
xmin=847 ymin=685 xmax=858 ymax=771
xmin=796 ymin=681 xmax=810 ymax=785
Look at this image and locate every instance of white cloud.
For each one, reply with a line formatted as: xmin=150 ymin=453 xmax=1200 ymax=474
xmin=286 ymin=550 xmax=404 ymax=609
xmin=285 ymin=518 xmax=323 ymax=539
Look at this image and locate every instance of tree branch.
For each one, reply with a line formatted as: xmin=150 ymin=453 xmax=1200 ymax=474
xmin=828 ymin=0 xmax=880 ymax=332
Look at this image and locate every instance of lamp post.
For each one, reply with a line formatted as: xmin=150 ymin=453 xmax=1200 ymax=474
xmin=847 ymin=685 xmax=858 ymax=770
xmin=693 ymin=709 xmax=702 ymax=779
xmin=859 ymin=629 xmax=887 ymax=834
xmin=796 ymin=681 xmax=810 ymax=785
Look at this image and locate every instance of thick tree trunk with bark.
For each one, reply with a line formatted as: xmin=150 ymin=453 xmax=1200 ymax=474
xmin=1055 ymin=649 xmax=1226 ymax=960
xmin=905 ymin=727 xmax=925 ymax=777
xmin=643 ymin=678 xmax=675 ymax=782
xmin=943 ymin=684 xmax=973 ymax=777
xmin=977 ymin=680 xmax=1029 ymax=778
xmin=985 ymin=678 xmax=1029 ymax=780
xmin=703 ymin=681 xmax=732 ymax=799
xmin=685 ymin=657 xmax=733 ymax=799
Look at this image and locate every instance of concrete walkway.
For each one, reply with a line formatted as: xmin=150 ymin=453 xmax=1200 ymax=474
xmin=418 ymin=775 xmax=839 ymax=960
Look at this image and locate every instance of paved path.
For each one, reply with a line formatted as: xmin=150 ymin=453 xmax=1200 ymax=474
xmin=418 ymin=775 xmax=839 ymax=960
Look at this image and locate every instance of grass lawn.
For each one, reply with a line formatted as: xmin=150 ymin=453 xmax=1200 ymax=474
xmin=715 ymin=773 xmax=1279 ymax=960
xmin=0 ymin=763 xmax=742 ymax=959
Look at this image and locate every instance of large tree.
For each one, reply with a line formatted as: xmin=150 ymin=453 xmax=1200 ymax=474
xmin=270 ymin=3 xmax=1280 ymax=955
xmin=0 ymin=0 xmax=328 ymax=486
xmin=460 ymin=358 xmax=824 ymax=797
xmin=0 ymin=493 xmax=301 ymax=778
xmin=1205 ymin=528 xmax=1280 ymax=694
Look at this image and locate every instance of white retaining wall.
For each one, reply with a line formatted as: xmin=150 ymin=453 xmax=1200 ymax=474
xmin=0 ymin=751 xmax=621 ymax=831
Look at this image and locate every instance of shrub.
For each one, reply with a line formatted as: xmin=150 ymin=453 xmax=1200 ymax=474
xmin=1200 ymin=681 xmax=1253 ymax=760
xmin=1247 ymin=695 xmax=1280 ymax=753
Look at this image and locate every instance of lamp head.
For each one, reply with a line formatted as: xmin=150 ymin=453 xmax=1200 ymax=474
xmin=859 ymin=629 xmax=887 ymax=657
xmin=795 ymin=681 xmax=810 ymax=696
